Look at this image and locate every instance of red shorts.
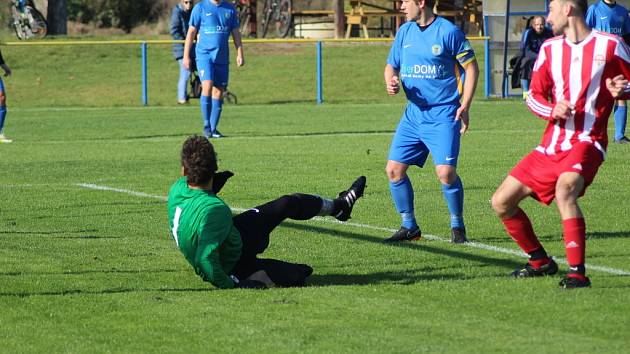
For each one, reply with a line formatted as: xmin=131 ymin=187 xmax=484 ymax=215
xmin=509 ymin=142 xmax=603 ymax=205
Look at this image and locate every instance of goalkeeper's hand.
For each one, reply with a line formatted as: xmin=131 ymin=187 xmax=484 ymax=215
xmin=212 ymin=171 xmax=234 ymax=194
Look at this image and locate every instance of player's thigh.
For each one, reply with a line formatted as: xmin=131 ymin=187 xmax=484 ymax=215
xmin=492 ymin=175 xmax=532 ymax=214
xmin=509 ymin=151 xmax=557 ymax=205
xmin=233 ymin=209 xmax=272 ymax=257
xmin=557 ymin=142 xmax=603 ymax=199
xmin=195 ymin=58 xmax=214 ymax=82
xmin=388 ymin=117 xmax=429 ymax=168
xmin=212 ymin=63 xmax=229 ymax=89
xmin=422 ymin=119 xmax=461 ymax=166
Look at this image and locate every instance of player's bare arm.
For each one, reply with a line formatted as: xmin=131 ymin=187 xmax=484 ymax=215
xmin=183 ymin=26 xmax=197 ymax=70
xmin=384 ymin=64 xmax=400 ymax=95
xmin=455 ymin=59 xmax=480 ymax=134
xmin=232 ymin=28 xmax=245 ymax=67
xmin=1 ymin=64 xmax=10 ymax=77
xmin=605 ymin=74 xmax=629 ymax=98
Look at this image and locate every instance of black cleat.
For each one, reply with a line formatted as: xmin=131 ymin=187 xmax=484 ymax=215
xmin=614 ymin=136 xmax=630 ymax=144
xmin=333 ymin=176 xmax=366 ymax=221
xmin=383 ymin=226 xmax=421 ymax=243
xmin=511 ymin=258 xmax=558 ymax=277
xmin=450 ymin=227 xmax=468 ymax=243
xmin=559 ymin=275 xmax=591 ymax=289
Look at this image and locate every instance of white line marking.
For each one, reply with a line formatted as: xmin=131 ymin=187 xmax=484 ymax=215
xmin=76 ymin=183 xmax=168 ymax=201
xmin=75 ymin=183 xmax=630 ymax=276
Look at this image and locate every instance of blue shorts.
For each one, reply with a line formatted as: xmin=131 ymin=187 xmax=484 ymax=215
xmin=196 ymin=59 xmax=229 ymax=88
xmin=388 ymin=103 xmax=461 ymax=167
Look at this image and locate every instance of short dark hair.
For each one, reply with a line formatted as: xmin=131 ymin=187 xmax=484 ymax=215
xmin=553 ymin=0 xmax=587 ymax=15
xmin=181 ymin=135 xmax=217 ymax=186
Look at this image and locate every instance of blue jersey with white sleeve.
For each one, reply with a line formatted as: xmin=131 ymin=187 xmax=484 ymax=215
xmin=586 ymin=0 xmax=630 ymax=36
xmin=387 ymin=17 xmax=475 ymax=108
xmin=190 ymin=0 xmax=239 ymax=64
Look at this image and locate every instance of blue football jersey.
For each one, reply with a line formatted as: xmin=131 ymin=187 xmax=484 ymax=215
xmin=190 ymin=0 xmax=240 ymax=64
xmin=586 ymin=0 xmax=630 ymax=36
xmin=387 ymin=17 xmax=475 ymax=108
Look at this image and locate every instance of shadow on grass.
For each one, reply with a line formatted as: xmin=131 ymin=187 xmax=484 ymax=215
xmin=283 ymin=221 xmax=521 ymax=267
xmin=587 ymin=231 xmax=630 ymax=239
xmin=276 ymin=221 xmax=523 ymax=287
xmin=481 ymin=230 xmax=630 ymax=243
xmin=307 ymin=270 xmax=471 ymax=287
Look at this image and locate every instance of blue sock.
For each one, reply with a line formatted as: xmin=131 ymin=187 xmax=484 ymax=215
xmin=441 ymin=177 xmax=465 ymax=229
xmin=200 ymin=95 xmax=212 ymax=136
xmin=520 ymin=79 xmax=530 ymax=92
xmin=389 ymin=177 xmax=418 ymax=230
xmin=210 ymin=98 xmax=223 ymax=134
xmin=613 ymin=105 xmax=627 ymax=141
xmin=0 ymin=106 xmax=6 ymax=132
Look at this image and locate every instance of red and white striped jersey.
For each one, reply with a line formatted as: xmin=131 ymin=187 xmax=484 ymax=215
xmin=526 ymin=30 xmax=630 ymax=157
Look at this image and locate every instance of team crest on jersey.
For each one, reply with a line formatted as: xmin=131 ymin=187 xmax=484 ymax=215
xmin=594 ymin=54 xmax=605 ymax=65
xmin=431 ymin=44 xmax=443 ymax=56
xmin=225 ymin=12 xmax=231 ymax=19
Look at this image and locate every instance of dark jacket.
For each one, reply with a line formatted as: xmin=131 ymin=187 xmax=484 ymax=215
xmin=170 ymin=4 xmax=192 ymax=61
xmin=518 ymin=27 xmax=553 ymax=81
xmin=511 ymin=27 xmax=553 ymax=88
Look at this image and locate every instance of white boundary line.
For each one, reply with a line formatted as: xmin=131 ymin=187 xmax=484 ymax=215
xmin=75 ymin=183 xmax=630 ymax=276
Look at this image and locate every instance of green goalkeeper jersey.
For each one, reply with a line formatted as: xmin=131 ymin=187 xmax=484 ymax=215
xmin=167 ymin=177 xmax=242 ymax=289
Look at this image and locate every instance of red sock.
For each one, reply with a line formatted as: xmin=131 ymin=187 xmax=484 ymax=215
xmin=501 ymin=208 xmax=543 ymax=254
xmin=562 ymin=217 xmax=586 ymax=268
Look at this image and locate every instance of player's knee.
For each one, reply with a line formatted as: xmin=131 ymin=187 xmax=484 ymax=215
xmin=436 ymin=167 xmax=456 ymax=185
xmin=554 ymin=187 xmax=577 ymax=207
xmin=277 ymin=194 xmax=297 ymax=209
xmin=385 ymin=165 xmax=405 ymax=181
xmin=491 ymin=191 xmax=510 ymax=217
xmin=212 ymin=86 xmax=224 ymax=99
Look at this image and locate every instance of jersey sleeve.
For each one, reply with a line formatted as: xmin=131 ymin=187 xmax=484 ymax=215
xmin=231 ymin=7 xmax=240 ymax=31
xmin=613 ymin=41 xmax=630 ymax=100
xmin=194 ymin=205 xmax=236 ymax=289
xmin=526 ymin=45 xmax=555 ymax=120
xmin=623 ymin=11 xmax=630 ymax=35
xmin=189 ymin=4 xmax=201 ymax=30
xmin=585 ymin=5 xmax=596 ymax=28
xmin=386 ymin=28 xmax=404 ymax=70
xmin=449 ymin=28 xmax=476 ymax=67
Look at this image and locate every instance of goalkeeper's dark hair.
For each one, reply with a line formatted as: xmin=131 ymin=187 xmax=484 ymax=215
xmin=181 ymin=135 xmax=217 ymax=186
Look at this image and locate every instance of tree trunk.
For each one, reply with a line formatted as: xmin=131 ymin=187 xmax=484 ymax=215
xmin=47 ymin=0 xmax=68 ymax=35
xmin=333 ymin=0 xmax=344 ymax=39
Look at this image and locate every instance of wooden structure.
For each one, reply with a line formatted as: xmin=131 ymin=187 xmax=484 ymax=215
xmin=291 ymin=0 xmax=483 ymax=39
xmin=434 ymin=0 xmax=483 ymax=36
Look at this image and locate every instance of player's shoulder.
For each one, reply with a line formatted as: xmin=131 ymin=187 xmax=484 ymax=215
xmin=220 ymin=1 xmax=238 ymax=11
xmin=540 ymin=34 xmax=563 ymax=47
xmin=398 ymin=21 xmax=415 ymax=33
xmin=593 ymin=29 xmax=623 ymax=43
xmin=203 ymin=198 xmax=232 ymax=219
xmin=191 ymin=2 xmax=204 ymax=15
xmin=435 ymin=16 xmax=457 ymax=29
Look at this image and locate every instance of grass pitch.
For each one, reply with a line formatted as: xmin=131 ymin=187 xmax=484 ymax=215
xmin=1 ymin=99 xmax=629 ymax=353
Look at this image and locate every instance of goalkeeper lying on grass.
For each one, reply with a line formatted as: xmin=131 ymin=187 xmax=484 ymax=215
xmin=168 ymin=135 xmax=366 ymax=289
